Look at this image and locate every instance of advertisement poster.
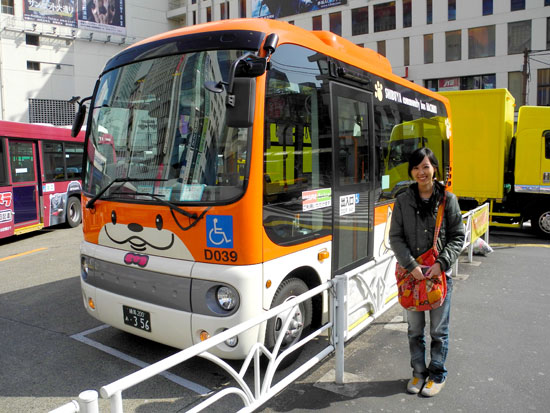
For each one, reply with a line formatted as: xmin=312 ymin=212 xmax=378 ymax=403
xmin=77 ymin=0 xmax=126 ymax=35
xmin=23 ymin=0 xmax=77 ymax=27
xmin=252 ymin=0 xmax=346 ymax=19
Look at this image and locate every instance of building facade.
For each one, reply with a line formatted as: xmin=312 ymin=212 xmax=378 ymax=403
xmin=169 ymin=0 xmax=550 ymax=109
xmin=0 ymin=0 xmax=177 ymax=123
xmin=1 ymin=0 xmax=549 ymax=123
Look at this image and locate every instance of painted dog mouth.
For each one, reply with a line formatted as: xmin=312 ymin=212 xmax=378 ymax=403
xmin=104 ymin=226 xmax=175 ymax=251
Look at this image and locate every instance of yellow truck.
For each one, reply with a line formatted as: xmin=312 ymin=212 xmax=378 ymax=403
xmin=440 ymin=89 xmax=550 ymax=238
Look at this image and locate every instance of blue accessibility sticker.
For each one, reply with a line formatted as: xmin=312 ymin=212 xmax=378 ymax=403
xmin=206 ymin=215 xmax=233 ymax=248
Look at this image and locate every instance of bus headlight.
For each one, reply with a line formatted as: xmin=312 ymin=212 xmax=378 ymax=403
xmin=223 ymin=330 xmax=238 ymax=348
xmin=216 ymin=286 xmax=238 ymax=311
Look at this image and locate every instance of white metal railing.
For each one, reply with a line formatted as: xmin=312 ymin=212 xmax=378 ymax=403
xmin=453 ymin=203 xmax=490 ymax=275
xmin=51 ymin=281 xmax=340 ymax=413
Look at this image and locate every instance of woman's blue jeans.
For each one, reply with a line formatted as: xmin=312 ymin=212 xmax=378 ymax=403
xmin=407 ymin=275 xmax=453 ymax=384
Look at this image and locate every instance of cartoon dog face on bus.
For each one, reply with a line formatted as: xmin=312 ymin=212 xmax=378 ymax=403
xmin=98 ymin=210 xmax=193 ymax=265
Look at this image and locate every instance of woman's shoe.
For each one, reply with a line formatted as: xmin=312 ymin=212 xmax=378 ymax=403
xmin=421 ymin=378 xmax=446 ymax=397
xmin=406 ymin=377 xmax=425 ymax=394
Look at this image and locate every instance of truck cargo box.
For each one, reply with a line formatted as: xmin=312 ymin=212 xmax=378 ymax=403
xmin=440 ymin=89 xmax=515 ymax=201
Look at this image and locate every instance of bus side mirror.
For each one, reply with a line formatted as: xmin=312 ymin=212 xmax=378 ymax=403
xmin=71 ymin=104 xmax=87 ymax=137
xmin=226 ymin=78 xmax=255 ymax=128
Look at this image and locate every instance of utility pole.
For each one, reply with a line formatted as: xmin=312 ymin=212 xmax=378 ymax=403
xmin=521 ymin=48 xmax=529 ymax=107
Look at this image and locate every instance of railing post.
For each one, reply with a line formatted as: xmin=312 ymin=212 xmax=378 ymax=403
xmin=334 ymin=274 xmax=347 ymax=385
xmin=110 ymin=390 xmax=123 ymax=413
xmin=78 ymin=390 xmax=99 ymax=413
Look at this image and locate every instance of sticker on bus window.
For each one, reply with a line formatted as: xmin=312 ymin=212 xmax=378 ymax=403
xmin=180 ymin=184 xmax=205 ymax=201
xmin=206 ymin=215 xmax=233 ymax=248
xmin=339 ymin=194 xmax=357 ymax=216
xmin=381 ymin=175 xmax=390 ymax=190
xmin=302 ymin=188 xmax=331 ymax=211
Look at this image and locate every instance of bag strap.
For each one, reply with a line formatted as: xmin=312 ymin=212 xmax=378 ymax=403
xmin=432 ymin=191 xmax=447 ymax=250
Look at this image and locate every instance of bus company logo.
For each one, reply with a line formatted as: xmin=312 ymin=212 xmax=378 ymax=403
xmin=206 ymin=215 xmax=233 ymax=249
xmin=0 ymin=192 xmax=12 ymax=208
xmin=374 ymin=81 xmax=384 ymax=101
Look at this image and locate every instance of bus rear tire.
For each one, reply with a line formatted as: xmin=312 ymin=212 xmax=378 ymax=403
xmin=531 ymin=208 xmax=550 ymax=239
xmin=264 ymin=278 xmax=312 ymax=368
xmin=66 ymin=197 xmax=82 ymax=228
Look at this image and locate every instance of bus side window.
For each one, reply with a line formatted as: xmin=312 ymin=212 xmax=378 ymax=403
xmin=43 ymin=142 xmax=65 ymax=181
xmin=0 ymin=140 xmax=7 ymax=185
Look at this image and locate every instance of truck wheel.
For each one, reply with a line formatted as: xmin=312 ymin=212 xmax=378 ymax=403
xmin=66 ymin=197 xmax=82 ymax=228
xmin=265 ymin=278 xmax=312 ymax=368
xmin=531 ymin=208 xmax=550 ymax=238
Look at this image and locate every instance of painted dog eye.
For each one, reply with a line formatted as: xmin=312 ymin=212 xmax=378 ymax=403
xmin=156 ymin=214 xmax=163 ymax=230
xmin=111 ymin=210 xmax=117 ymax=225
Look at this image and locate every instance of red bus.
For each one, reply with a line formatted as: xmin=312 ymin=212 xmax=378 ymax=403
xmin=0 ymin=121 xmax=85 ymax=239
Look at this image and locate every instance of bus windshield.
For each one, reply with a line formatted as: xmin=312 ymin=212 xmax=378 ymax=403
xmin=84 ymin=50 xmax=251 ymax=204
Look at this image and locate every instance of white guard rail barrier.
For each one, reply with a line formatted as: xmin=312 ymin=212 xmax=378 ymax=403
xmin=453 ymin=203 xmax=490 ymax=275
xmin=51 ymin=252 xmax=400 ymax=413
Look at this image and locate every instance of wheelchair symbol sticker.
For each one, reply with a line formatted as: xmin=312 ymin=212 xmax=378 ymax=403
xmin=206 ymin=215 xmax=233 ymax=248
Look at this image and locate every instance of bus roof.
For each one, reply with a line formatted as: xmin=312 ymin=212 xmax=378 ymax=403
xmin=106 ymin=19 xmax=447 ymax=107
xmin=0 ymin=120 xmax=85 ymax=142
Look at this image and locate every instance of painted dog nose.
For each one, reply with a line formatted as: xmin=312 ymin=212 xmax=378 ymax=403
xmin=128 ymin=223 xmax=143 ymax=232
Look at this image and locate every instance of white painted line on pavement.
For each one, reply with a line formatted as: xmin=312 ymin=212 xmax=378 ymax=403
xmin=71 ymin=325 xmax=211 ymax=395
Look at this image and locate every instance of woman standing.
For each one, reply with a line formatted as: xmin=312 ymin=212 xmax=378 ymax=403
xmin=389 ymin=147 xmax=464 ymax=397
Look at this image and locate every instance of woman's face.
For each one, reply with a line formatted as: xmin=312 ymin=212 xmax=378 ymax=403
xmin=410 ymin=155 xmax=435 ymax=187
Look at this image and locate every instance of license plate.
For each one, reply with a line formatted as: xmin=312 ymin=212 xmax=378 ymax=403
xmin=123 ymin=305 xmax=151 ymax=332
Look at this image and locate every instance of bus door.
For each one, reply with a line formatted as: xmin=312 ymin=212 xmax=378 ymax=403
xmin=8 ymin=140 xmax=40 ymax=229
xmin=330 ymin=82 xmax=375 ymax=275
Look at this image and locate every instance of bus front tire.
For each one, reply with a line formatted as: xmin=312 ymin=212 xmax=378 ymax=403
xmin=66 ymin=197 xmax=82 ymax=228
xmin=264 ymin=278 xmax=312 ymax=368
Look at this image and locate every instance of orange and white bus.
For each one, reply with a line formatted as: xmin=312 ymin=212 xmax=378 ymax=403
xmin=0 ymin=121 xmax=84 ymax=239
xmin=75 ymin=19 xmax=452 ymax=359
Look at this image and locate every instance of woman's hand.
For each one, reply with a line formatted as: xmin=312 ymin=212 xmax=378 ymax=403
xmin=410 ymin=266 xmax=425 ymax=280
xmin=425 ymin=262 xmax=442 ymax=278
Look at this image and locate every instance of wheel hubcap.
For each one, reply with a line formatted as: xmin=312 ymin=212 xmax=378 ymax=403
xmin=539 ymin=211 xmax=550 ymax=234
xmin=274 ymin=302 xmax=304 ymax=348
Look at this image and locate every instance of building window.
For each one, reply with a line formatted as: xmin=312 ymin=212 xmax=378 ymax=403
xmin=404 ymin=37 xmax=410 ymax=66
xmin=192 ymin=10 xmax=196 ymax=25
xmin=546 ymin=0 xmax=550 ymax=6
xmin=220 ymin=2 xmax=229 ymax=20
xmin=239 ymin=0 xmax=246 ymax=18
xmin=446 ymin=30 xmax=461 ymax=61
xmin=329 ymin=11 xmax=342 ymax=36
xmin=483 ymin=0 xmax=493 ymax=15
xmin=448 ymin=0 xmax=456 ymax=21
xmin=508 ymin=71 xmax=524 ymax=108
xmin=351 ymin=6 xmax=368 ymax=36
xmin=468 ymin=25 xmax=496 ymax=58
xmin=377 ymin=40 xmax=386 ymax=57
xmin=511 ymin=0 xmax=525 ymax=11
xmin=547 ymin=17 xmax=550 ymax=49
xmin=27 ymin=61 xmax=40 ymax=71
xmin=508 ymin=20 xmax=531 ymax=55
xmin=427 ymin=0 xmax=432 ymax=25
xmin=312 ymin=15 xmax=322 ymax=30
xmin=374 ymin=2 xmax=396 ymax=32
xmin=206 ymin=6 xmax=211 ymax=22
xmin=424 ymin=34 xmax=433 ymax=64
xmin=403 ymin=0 xmax=412 ymax=28
xmin=538 ymin=68 xmax=550 ymax=106
xmin=28 ymin=99 xmax=76 ymax=125
xmin=26 ymin=34 xmax=39 ymax=46
xmin=1 ymin=0 xmax=14 ymax=15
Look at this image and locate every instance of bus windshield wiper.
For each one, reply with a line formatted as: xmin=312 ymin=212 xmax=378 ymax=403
xmin=125 ymin=191 xmax=211 ymax=231
xmin=86 ymin=177 xmax=167 ymax=209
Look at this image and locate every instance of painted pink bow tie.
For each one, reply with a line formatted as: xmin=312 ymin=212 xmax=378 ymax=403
xmin=124 ymin=252 xmax=149 ymax=267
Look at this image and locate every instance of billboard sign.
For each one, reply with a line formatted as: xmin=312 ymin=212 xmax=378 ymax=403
xmin=252 ymin=0 xmax=346 ymax=19
xmin=23 ymin=0 xmax=77 ymax=27
xmin=77 ymin=0 xmax=126 ymax=35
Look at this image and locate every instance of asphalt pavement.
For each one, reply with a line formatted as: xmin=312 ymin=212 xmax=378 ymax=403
xmin=260 ymin=238 xmax=550 ymax=412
